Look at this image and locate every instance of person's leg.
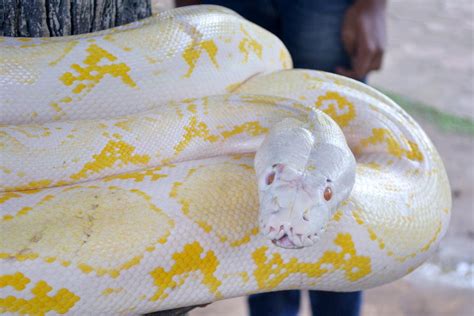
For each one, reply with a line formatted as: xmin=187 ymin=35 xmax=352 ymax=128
xmin=276 ymin=0 xmax=354 ymax=72
xmin=248 ymin=290 xmax=301 ymax=316
xmin=309 ymin=290 xmax=362 ymax=316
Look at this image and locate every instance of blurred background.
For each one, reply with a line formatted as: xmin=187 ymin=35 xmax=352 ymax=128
xmin=152 ymin=0 xmax=473 ymax=315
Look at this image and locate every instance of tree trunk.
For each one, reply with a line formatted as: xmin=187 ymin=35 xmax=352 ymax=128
xmin=0 ymin=0 xmax=152 ymax=37
xmin=1 ymin=0 xmax=197 ymax=315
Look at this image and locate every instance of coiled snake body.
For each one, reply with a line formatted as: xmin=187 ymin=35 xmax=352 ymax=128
xmin=0 ymin=5 xmax=451 ymax=315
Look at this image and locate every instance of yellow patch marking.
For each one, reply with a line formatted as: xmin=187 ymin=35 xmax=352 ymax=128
xmin=48 ymin=41 xmax=79 ymax=66
xmin=357 ymin=128 xmax=423 ymax=161
xmin=102 ymin=287 xmax=123 ymax=296
xmin=0 ymin=276 xmax=80 ymax=314
xmin=0 ymin=272 xmax=30 ymax=291
xmin=279 ymin=48 xmax=291 ymax=68
xmin=239 ymin=25 xmax=262 ymax=62
xmin=223 ymin=271 xmax=250 ymax=283
xmin=240 ymin=271 xmax=250 ymax=283
xmin=252 ymin=233 xmax=371 ymax=290
xmin=71 ymin=140 xmax=150 ymax=180
xmin=4 ymin=180 xmax=53 ymax=192
xmin=306 ymin=165 xmax=316 ymax=172
xmin=171 ymin=162 xmax=259 ymax=247
xmin=2 ymin=207 xmax=32 ymax=221
xmin=149 ymin=242 xmax=221 ymax=301
xmin=225 ymin=81 xmax=243 ymax=92
xmin=302 ymin=73 xmax=325 ymax=90
xmin=174 ymin=117 xmax=220 ymax=155
xmin=0 ymin=167 xmax=11 ymax=175
xmin=315 ymin=91 xmax=356 ymax=127
xmin=0 ymin=192 xmax=23 ymax=204
xmin=114 ymin=120 xmax=134 ymax=132
xmin=241 ymin=94 xmax=282 ymax=106
xmin=364 ymin=162 xmax=382 ymax=170
xmin=1 ymin=187 xmax=173 ymax=278
xmin=9 ymin=126 xmax=51 ymax=138
xmin=60 ymin=43 xmax=136 ymax=94
xmin=186 ymin=103 xmax=198 ymax=114
xmin=182 ymin=40 xmax=218 ymax=78
xmin=325 ymin=72 xmax=389 ymax=104
xmin=351 ymin=208 xmax=441 ymax=261
xmin=103 ymin=166 xmax=167 ymax=183
xmin=60 ymin=96 xmax=73 ymax=103
xmin=419 ymin=222 xmax=442 ymax=253
xmin=221 ymin=121 xmax=268 ymax=139
xmin=77 ymin=254 xmax=147 ymax=278
xmin=332 ymin=210 xmax=343 ymax=222
xmin=229 ymin=227 xmax=259 ymax=247
xmin=50 ymin=102 xmax=62 ymax=113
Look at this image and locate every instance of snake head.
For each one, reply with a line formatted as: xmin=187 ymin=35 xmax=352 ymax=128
xmin=257 ymin=143 xmax=356 ymax=249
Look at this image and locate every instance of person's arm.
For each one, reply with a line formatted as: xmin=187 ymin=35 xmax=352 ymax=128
xmin=337 ymin=0 xmax=387 ymax=80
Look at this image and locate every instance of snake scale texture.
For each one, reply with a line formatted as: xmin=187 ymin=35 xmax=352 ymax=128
xmin=0 ymin=5 xmax=451 ymax=315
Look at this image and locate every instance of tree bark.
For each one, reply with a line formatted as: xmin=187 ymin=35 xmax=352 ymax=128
xmin=0 ymin=0 xmax=152 ymax=37
xmin=0 ymin=0 xmax=198 ymax=315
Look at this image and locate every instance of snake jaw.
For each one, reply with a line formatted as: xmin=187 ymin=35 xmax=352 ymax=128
xmin=272 ymin=234 xmax=299 ymax=248
xmin=262 ymin=203 xmax=330 ymax=249
xmin=258 ymin=164 xmax=334 ymax=249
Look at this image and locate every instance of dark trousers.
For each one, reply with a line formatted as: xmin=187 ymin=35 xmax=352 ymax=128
xmin=248 ymin=290 xmax=362 ymax=316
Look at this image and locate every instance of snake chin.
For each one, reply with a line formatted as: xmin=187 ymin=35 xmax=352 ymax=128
xmin=262 ymin=216 xmax=326 ymax=249
xmin=272 ymin=234 xmax=300 ymax=248
xmin=270 ymin=231 xmax=321 ymax=249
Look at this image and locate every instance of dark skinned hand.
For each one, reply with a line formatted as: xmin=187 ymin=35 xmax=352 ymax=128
xmin=337 ymin=0 xmax=387 ymax=80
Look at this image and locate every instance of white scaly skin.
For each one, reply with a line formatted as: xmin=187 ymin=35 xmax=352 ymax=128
xmin=0 ymin=5 xmax=450 ymax=315
xmin=0 ymin=5 xmax=290 ymax=125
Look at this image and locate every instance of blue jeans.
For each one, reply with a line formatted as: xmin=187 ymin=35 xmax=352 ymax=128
xmin=248 ymin=290 xmax=362 ymax=316
xmin=202 ymin=1 xmax=362 ymax=315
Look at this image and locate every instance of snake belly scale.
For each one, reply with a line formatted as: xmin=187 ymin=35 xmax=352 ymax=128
xmin=0 ymin=5 xmax=450 ymax=315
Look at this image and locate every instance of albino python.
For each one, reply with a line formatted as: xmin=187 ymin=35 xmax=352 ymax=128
xmin=0 ymin=5 xmax=451 ymax=315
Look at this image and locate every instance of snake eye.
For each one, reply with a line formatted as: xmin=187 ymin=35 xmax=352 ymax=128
xmin=324 ymin=187 xmax=332 ymax=201
xmin=266 ymin=171 xmax=276 ymax=185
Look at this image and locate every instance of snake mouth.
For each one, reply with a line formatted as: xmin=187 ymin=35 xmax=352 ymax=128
xmin=271 ymin=234 xmax=302 ymax=249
